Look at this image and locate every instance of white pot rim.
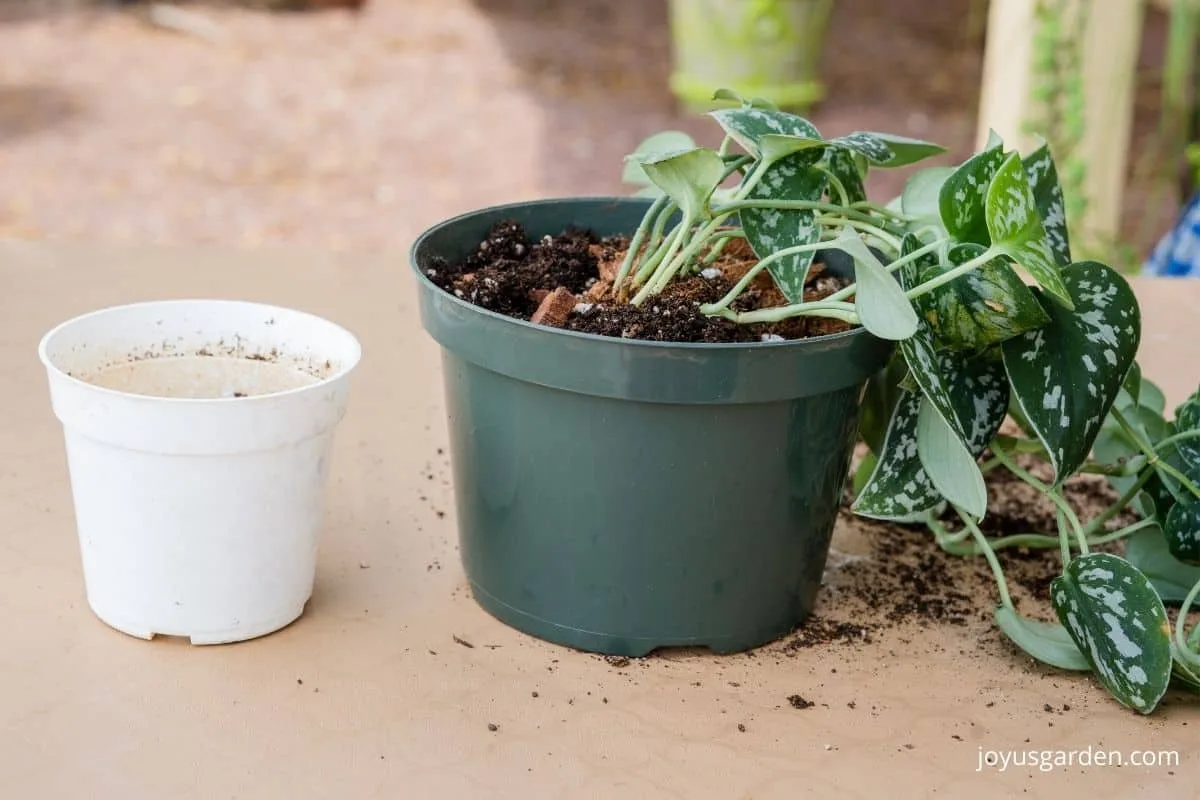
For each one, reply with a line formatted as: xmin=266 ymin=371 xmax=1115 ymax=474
xmin=37 ymin=297 xmax=363 ymax=406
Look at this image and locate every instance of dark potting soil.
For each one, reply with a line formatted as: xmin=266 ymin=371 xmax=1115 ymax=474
xmin=424 ymin=220 xmax=852 ymax=343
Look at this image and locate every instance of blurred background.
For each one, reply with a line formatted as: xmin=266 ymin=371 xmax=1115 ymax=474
xmin=0 ymin=0 xmax=1192 ymax=271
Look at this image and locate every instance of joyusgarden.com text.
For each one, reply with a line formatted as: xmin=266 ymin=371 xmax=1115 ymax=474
xmin=977 ymin=746 xmax=1179 ymax=773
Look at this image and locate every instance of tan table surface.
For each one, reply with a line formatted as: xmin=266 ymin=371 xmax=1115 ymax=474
xmin=1 ymin=239 xmax=1197 ymax=798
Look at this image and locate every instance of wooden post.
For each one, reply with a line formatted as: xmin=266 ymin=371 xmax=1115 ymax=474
xmin=974 ymin=0 xmax=1145 ymax=252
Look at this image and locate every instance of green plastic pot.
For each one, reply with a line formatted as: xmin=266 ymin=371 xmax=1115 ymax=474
xmin=668 ymin=0 xmax=834 ymax=113
xmin=411 ymin=198 xmax=892 ymax=656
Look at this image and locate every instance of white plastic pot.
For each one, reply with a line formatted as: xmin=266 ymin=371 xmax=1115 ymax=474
xmin=38 ymin=299 xmax=362 ymax=645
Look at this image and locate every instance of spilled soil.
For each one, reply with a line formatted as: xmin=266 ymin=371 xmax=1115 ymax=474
xmin=423 ymin=220 xmax=852 ymax=343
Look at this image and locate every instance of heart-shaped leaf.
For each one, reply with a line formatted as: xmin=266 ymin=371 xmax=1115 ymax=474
xmin=1022 ymin=140 xmax=1072 ymax=267
xmin=1172 ymin=390 xmax=1200 ymax=472
xmin=917 ymin=395 xmax=987 ymax=518
xmin=833 ymin=229 xmax=917 ymax=340
xmin=833 ymin=131 xmax=946 ymax=168
xmin=901 ymin=166 xmax=955 ymax=225
xmin=995 ymin=606 xmax=1090 ymax=671
xmin=852 ymin=390 xmax=943 ymax=521
xmin=739 ymin=153 xmax=828 ymax=303
xmin=710 ymin=107 xmax=821 ymax=159
xmin=986 ymin=151 xmax=1074 ymax=308
xmin=1165 ymin=500 xmax=1200 ymax=566
xmin=1051 ymin=552 xmax=1173 ymax=714
xmin=912 ymin=243 xmax=1050 ymax=354
xmin=822 ymin=148 xmax=867 ymax=204
xmin=1124 ymin=528 xmax=1200 ymax=603
xmin=633 ymin=147 xmax=726 ymax=221
xmin=1002 ymin=261 xmax=1140 ymax=486
xmin=622 ymin=130 xmax=699 ymax=186
xmin=854 ymin=349 xmax=1009 ymax=520
xmin=939 ymin=143 xmax=1006 ymax=246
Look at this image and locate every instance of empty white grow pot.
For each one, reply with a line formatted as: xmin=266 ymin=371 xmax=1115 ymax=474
xmin=37 ymin=299 xmax=362 ymax=644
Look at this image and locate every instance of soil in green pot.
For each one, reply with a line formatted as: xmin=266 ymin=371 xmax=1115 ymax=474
xmin=423 ymin=219 xmax=852 ymax=343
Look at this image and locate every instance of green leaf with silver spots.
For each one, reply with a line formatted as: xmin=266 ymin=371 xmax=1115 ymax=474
xmin=1022 ymin=140 xmax=1072 ymax=267
xmin=709 ymin=107 xmax=821 ymax=159
xmin=822 ymin=148 xmax=867 ymax=204
xmin=833 ymin=131 xmax=946 ymax=168
xmin=739 ymin=153 xmax=828 ymax=303
xmin=912 ymin=242 xmax=1050 ymax=354
xmin=852 ymin=390 xmax=942 ymax=521
xmin=1051 ymin=552 xmax=1173 ymax=714
xmin=986 ymin=151 xmax=1074 ymax=309
xmin=1172 ymin=390 xmax=1200 ymax=472
xmin=938 ymin=143 xmax=1006 ymax=246
xmin=711 ymin=88 xmax=779 ymax=110
xmin=854 ymin=348 xmax=1009 ymax=520
xmin=995 ymin=606 xmax=1090 ymax=671
xmin=1165 ymin=500 xmax=1200 ymax=566
xmin=1001 ymin=261 xmax=1140 ymax=486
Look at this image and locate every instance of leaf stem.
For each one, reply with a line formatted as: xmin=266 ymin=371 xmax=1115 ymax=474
xmin=934 ymin=517 xmax=1158 ymax=556
xmin=955 ymin=505 xmax=1015 ymax=611
xmin=713 ymin=199 xmax=888 ymax=229
xmin=903 ymin=248 xmax=1000 ymax=301
xmin=699 ymin=240 xmax=831 ymax=314
xmin=990 ymin=442 xmax=1088 ymax=554
xmin=1111 ymin=406 xmax=1200 ymax=501
xmin=1175 ymin=578 xmax=1200 ymax=668
xmin=816 ymin=216 xmax=903 ymax=252
xmin=820 ymin=237 xmax=948 ymax=304
xmin=1081 ymin=468 xmax=1154 ymax=537
xmin=613 ymin=193 xmax=669 ymax=298
xmin=703 ymin=301 xmax=860 ymax=325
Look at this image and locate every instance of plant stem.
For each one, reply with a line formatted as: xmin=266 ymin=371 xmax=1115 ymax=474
xmin=818 ymin=165 xmax=849 ymax=206
xmin=820 ymin=238 xmax=948 ymax=304
xmin=956 ymin=505 xmax=1015 ymax=611
xmin=633 ymin=221 xmax=687 ymax=290
xmin=904 ymin=248 xmax=1000 ymax=300
xmin=935 ymin=517 xmax=1158 ymax=556
xmin=713 ymin=199 xmax=888 ymax=229
xmin=1175 ymin=578 xmax=1200 ymax=668
xmin=613 ymin=194 xmax=668 ymax=298
xmin=1081 ymin=468 xmax=1154 ymax=537
xmin=816 ymin=216 xmax=903 ymax=251
xmin=1111 ymin=406 xmax=1200 ymax=501
xmin=704 ymin=301 xmax=860 ymax=326
xmin=700 ymin=240 xmax=831 ymax=313
xmin=1056 ymin=509 xmax=1072 ymax=566
xmin=990 ymin=443 xmax=1088 ymax=554
xmin=1154 ymin=428 xmax=1200 ymax=456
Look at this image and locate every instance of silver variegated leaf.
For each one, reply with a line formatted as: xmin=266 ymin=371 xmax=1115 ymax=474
xmin=1022 ymin=140 xmax=1071 ymax=266
xmin=1164 ymin=500 xmax=1200 ymax=566
xmin=709 ymin=107 xmax=821 ymax=160
xmin=912 ymin=242 xmax=1050 ymax=354
xmin=1001 ymin=261 xmax=1140 ymax=486
xmin=938 ymin=142 xmax=1006 ymax=246
xmin=1172 ymin=390 xmax=1200 ymax=472
xmin=832 ymin=131 xmax=945 ymax=168
xmin=822 ymin=148 xmax=867 ymax=204
xmin=985 ymin=151 xmax=1074 ymax=309
xmin=852 ymin=390 xmax=941 ymax=521
xmin=1051 ymin=553 xmax=1173 ymax=714
xmin=739 ymin=153 xmax=828 ymax=303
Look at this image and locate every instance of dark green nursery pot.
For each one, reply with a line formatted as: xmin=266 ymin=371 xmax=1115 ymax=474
xmin=411 ymin=197 xmax=892 ymax=656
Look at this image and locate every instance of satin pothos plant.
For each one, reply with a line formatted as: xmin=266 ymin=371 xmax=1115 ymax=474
xmin=621 ymin=90 xmax=1200 ymax=714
